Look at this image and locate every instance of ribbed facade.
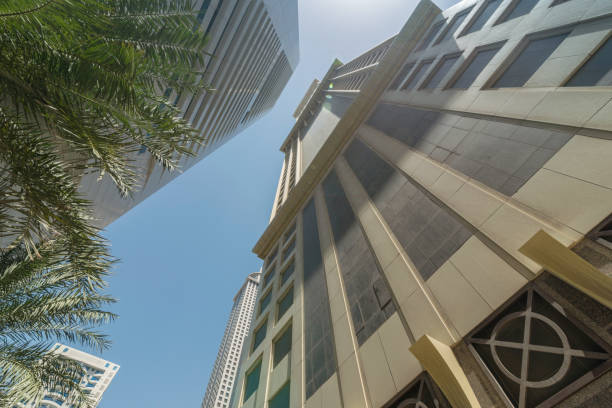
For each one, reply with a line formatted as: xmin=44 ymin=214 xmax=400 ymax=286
xmin=79 ymin=0 xmax=299 ymax=228
xmin=202 ymin=273 xmax=261 ymax=408
xmin=231 ymin=0 xmax=612 ymax=407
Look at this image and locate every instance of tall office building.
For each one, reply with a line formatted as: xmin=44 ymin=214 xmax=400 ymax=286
xmin=80 ymin=0 xmax=299 ymax=228
xmin=202 ymin=272 xmax=261 ymax=408
xmin=231 ymin=0 xmax=612 ymax=407
xmin=20 ymin=344 xmax=119 ymax=408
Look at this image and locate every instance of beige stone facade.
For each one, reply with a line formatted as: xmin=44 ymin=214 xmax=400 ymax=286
xmin=230 ymin=0 xmax=612 ymax=407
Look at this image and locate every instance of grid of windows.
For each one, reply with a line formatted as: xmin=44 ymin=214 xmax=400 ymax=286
xmin=450 ymin=44 xmax=502 ymax=89
xmin=277 ymin=286 xmax=293 ymax=321
xmin=463 ymin=0 xmax=502 ymax=35
xmin=493 ymin=32 xmax=568 ymax=88
xmin=422 ymin=54 xmax=460 ymax=89
xmin=566 ymin=36 xmax=612 ymax=87
xmin=273 ymin=326 xmax=292 ymax=367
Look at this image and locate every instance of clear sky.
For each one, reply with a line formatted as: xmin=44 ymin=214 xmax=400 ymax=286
xmin=96 ymin=1 xmax=456 ymax=406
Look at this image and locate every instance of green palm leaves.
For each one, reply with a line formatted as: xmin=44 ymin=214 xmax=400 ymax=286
xmin=0 ymin=0 xmax=212 ymax=405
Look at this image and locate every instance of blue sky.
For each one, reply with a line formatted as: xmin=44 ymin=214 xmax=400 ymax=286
xmin=97 ymin=1 xmax=456 ymax=406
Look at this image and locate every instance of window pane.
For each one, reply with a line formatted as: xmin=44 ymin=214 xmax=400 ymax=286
xmin=263 ymin=268 xmax=276 ymax=288
xmin=451 ymin=46 xmax=501 ymax=89
xmin=282 ymin=239 xmax=295 ymax=262
xmin=566 ymin=37 xmax=612 ymax=87
xmin=465 ymin=0 xmax=502 ymax=34
xmin=273 ymin=327 xmax=292 ymax=367
xmin=302 ymin=199 xmax=337 ymax=398
xmin=402 ymin=60 xmax=433 ymax=89
xmin=389 ymin=62 xmax=415 ymax=89
xmin=436 ymin=7 xmax=473 ymax=44
xmin=281 ymin=261 xmax=295 ymax=286
xmin=501 ymin=0 xmax=539 ymax=23
xmin=277 ymin=287 xmax=294 ymax=321
xmin=260 ymin=291 xmax=272 ymax=314
xmin=417 ymin=20 xmax=445 ymax=51
xmin=284 ymin=224 xmax=296 ymax=241
xmin=493 ymin=33 xmax=568 ymax=88
xmin=252 ymin=321 xmax=267 ymax=351
xmin=269 ymin=382 xmax=290 ymax=408
xmin=243 ymin=361 xmax=261 ymax=402
xmin=423 ymin=55 xmax=460 ymax=89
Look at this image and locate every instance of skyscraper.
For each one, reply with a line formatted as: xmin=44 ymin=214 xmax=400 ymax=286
xmin=80 ymin=0 xmax=300 ymax=228
xmin=202 ymin=272 xmax=261 ymax=408
xmin=231 ymin=0 xmax=612 ymax=407
xmin=20 ymin=344 xmax=119 ymax=408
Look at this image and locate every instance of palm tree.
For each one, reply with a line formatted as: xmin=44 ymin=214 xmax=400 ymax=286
xmin=0 ymin=240 xmax=116 ymax=407
xmin=0 ymin=0 xmax=213 ymax=405
xmin=0 ymin=0 xmax=212 ymax=252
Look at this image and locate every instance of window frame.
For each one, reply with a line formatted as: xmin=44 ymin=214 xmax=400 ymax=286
xmin=459 ymin=0 xmax=503 ymax=37
xmin=401 ymin=58 xmax=435 ymax=90
xmin=276 ymin=284 xmax=294 ymax=323
xmin=272 ymin=321 xmax=293 ymax=368
xmin=561 ymin=31 xmax=612 ymax=88
xmin=446 ymin=41 xmax=505 ymax=90
xmin=251 ymin=317 xmax=268 ymax=354
xmin=258 ymin=287 xmax=273 ymax=317
xmin=494 ymin=0 xmax=539 ymax=25
xmin=242 ymin=357 xmax=262 ymax=403
xmin=433 ymin=6 xmax=475 ymax=46
xmin=420 ymin=52 xmax=462 ymax=90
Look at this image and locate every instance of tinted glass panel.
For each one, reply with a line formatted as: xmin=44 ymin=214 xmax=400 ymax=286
xmin=423 ymin=55 xmax=460 ymax=89
xmin=417 ymin=20 xmax=445 ymax=51
xmin=252 ymin=320 xmax=267 ymax=351
xmin=260 ymin=291 xmax=272 ymax=314
xmin=269 ymin=382 xmax=290 ymax=408
xmin=436 ymin=7 xmax=473 ymax=44
xmin=465 ymin=0 xmax=502 ymax=34
xmin=263 ymin=268 xmax=275 ymax=288
xmin=366 ymin=103 xmax=573 ymax=197
xmin=273 ymin=327 xmax=292 ymax=367
xmin=322 ymin=170 xmax=396 ymax=344
xmin=344 ymin=139 xmax=472 ymax=281
xmin=277 ymin=287 xmax=293 ymax=321
xmin=493 ymin=33 xmax=568 ymax=88
xmin=389 ymin=62 xmax=415 ymax=89
xmin=281 ymin=260 xmax=294 ymax=286
xmin=243 ymin=361 xmax=261 ymax=402
xmin=501 ymin=0 xmax=539 ymax=22
xmin=451 ymin=46 xmax=501 ymax=89
xmin=282 ymin=239 xmax=295 ymax=261
xmin=302 ymin=199 xmax=336 ymax=398
xmin=402 ymin=60 xmax=433 ymax=89
xmin=566 ymin=37 xmax=612 ymax=87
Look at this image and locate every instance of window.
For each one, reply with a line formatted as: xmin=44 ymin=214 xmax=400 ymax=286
xmin=252 ymin=320 xmax=267 ymax=351
xmin=265 ymin=246 xmax=278 ymax=268
xmin=463 ymin=0 xmax=502 ymax=35
xmin=588 ymin=214 xmax=612 ymax=249
xmin=450 ymin=44 xmax=503 ymax=89
xmin=468 ymin=286 xmax=611 ymax=407
xmin=277 ymin=287 xmax=293 ymax=321
xmin=417 ymin=20 xmax=445 ymax=51
xmin=389 ymin=62 xmax=415 ymax=89
xmin=259 ymin=290 xmax=272 ymax=315
xmin=434 ymin=7 xmax=473 ymax=45
xmin=386 ymin=374 xmax=450 ymax=408
xmin=401 ymin=60 xmax=433 ymax=90
xmin=282 ymin=239 xmax=295 ymax=262
xmin=498 ymin=0 xmax=539 ymax=23
xmin=273 ymin=326 xmax=292 ymax=367
xmin=284 ymin=224 xmax=296 ymax=241
xmin=263 ymin=267 xmax=276 ymax=288
xmin=280 ymin=260 xmax=295 ymax=287
xmin=268 ymin=381 xmax=290 ymax=408
xmin=422 ymin=54 xmax=460 ymax=89
xmin=493 ymin=32 xmax=568 ymax=88
xmin=565 ymin=36 xmax=612 ymax=87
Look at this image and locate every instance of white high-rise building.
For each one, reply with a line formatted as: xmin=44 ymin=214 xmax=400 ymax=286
xmin=22 ymin=344 xmax=119 ymax=408
xmin=202 ymin=272 xmax=261 ymax=408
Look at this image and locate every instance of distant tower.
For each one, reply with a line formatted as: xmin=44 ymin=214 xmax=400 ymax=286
xmin=202 ymin=272 xmax=261 ymax=408
xmin=22 ymin=344 xmax=119 ymax=407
